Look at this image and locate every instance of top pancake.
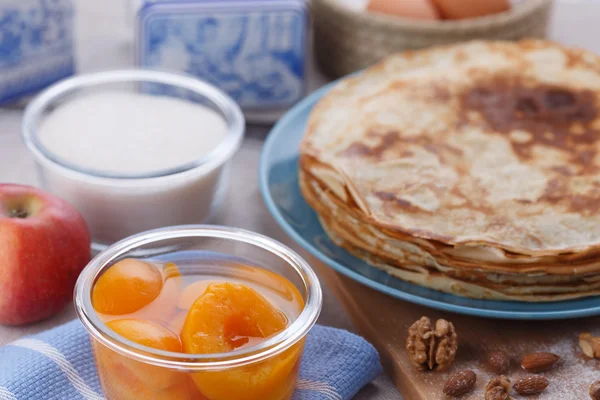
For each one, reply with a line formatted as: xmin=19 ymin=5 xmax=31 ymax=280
xmin=301 ymin=40 xmax=600 ymax=256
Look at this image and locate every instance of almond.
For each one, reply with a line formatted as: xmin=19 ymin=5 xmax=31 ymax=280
xmin=590 ymin=380 xmax=600 ymax=400
xmin=513 ymin=375 xmax=549 ymax=395
xmin=488 ymin=351 xmax=510 ymax=375
xmin=521 ymin=352 xmax=560 ymax=373
xmin=443 ymin=370 xmax=477 ymax=397
xmin=580 ymin=333 xmax=600 ymax=359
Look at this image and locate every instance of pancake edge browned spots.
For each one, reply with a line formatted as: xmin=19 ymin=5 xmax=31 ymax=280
xmin=572 ymin=195 xmax=600 ymax=214
xmin=552 ymin=166 xmax=575 ymax=176
xmin=339 ymin=131 xmax=400 ymax=160
xmin=461 ymin=76 xmax=600 ymax=165
xmin=340 ymin=143 xmax=371 ymax=157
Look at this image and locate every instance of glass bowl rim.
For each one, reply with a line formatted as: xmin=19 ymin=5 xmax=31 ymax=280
xmin=22 ymin=69 xmax=245 ymax=181
xmin=74 ymin=225 xmax=323 ymax=371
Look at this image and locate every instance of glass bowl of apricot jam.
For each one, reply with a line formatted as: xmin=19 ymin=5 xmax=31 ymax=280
xmin=74 ymin=225 xmax=322 ymax=400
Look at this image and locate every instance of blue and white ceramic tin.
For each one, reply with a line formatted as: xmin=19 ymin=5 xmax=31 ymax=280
xmin=136 ymin=0 xmax=308 ymax=118
xmin=0 ymin=0 xmax=74 ymax=104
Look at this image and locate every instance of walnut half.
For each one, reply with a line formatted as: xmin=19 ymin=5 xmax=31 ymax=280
xmin=405 ymin=316 xmax=458 ymax=371
xmin=485 ymin=376 xmax=512 ymax=400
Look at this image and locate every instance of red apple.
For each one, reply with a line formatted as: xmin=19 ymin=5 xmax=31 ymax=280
xmin=0 ymin=184 xmax=90 ymax=325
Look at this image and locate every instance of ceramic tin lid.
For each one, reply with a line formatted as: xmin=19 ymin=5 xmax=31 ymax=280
xmin=136 ymin=0 xmax=308 ymax=116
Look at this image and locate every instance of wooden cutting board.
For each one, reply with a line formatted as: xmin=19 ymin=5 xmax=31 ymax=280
xmin=307 ymin=255 xmax=600 ymax=400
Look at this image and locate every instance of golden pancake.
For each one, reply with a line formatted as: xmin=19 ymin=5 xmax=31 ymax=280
xmin=301 ymin=166 xmax=600 ymax=276
xmin=301 ymin=40 xmax=600 ymax=256
xmin=299 ymin=40 xmax=600 ymax=301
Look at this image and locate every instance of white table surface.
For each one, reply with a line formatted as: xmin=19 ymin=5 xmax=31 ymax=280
xmin=1 ymin=1 xmax=599 ymax=399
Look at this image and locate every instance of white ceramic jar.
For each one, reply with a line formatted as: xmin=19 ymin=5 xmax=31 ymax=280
xmin=22 ymin=70 xmax=245 ymax=251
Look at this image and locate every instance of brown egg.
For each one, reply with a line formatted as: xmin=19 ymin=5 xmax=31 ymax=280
xmin=432 ymin=0 xmax=511 ymax=19
xmin=367 ymin=0 xmax=440 ymax=20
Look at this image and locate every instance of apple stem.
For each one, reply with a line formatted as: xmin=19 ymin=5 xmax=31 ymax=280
xmin=9 ymin=208 xmax=28 ymax=219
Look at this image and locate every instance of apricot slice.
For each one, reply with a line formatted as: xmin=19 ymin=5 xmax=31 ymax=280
xmin=182 ymin=282 xmax=288 ymax=354
xmin=93 ymin=258 xmax=163 ymax=315
xmin=100 ymin=373 xmax=201 ymax=400
xmin=182 ymin=283 xmax=300 ymax=400
xmin=96 ymin=263 xmax=182 ymax=325
xmin=96 ymin=347 xmax=203 ymax=400
xmin=107 ymin=319 xmax=182 ymax=352
xmin=103 ymin=319 xmax=184 ymax=391
xmin=177 ymin=279 xmax=225 ymax=310
xmin=237 ymin=267 xmax=305 ymax=318
xmin=235 ymin=265 xmax=302 ymax=303
xmin=189 ymin=340 xmax=305 ymax=400
xmin=134 ymin=263 xmax=182 ymax=325
xmin=162 ymin=262 xmax=181 ymax=280
xmin=167 ymin=310 xmax=188 ymax=335
xmin=95 ymin=317 xmax=207 ymax=399
xmin=134 ymin=277 xmax=180 ymax=324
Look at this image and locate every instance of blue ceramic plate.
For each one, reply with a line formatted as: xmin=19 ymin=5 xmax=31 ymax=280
xmin=259 ymin=81 xmax=600 ymax=320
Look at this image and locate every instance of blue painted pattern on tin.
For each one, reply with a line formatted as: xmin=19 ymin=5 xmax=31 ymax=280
xmin=137 ymin=0 xmax=307 ymax=110
xmin=0 ymin=0 xmax=74 ymax=103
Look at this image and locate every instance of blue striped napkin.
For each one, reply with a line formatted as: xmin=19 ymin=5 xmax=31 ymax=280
xmin=0 ymin=320 xmax=381 ymax=400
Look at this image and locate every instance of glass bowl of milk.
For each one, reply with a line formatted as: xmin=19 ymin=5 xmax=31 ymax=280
xmin=22 ymin=70 xmax=245 ymax=251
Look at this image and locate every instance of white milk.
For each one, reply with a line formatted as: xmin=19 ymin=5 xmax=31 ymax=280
xmin=40 ymin=92 xmax=227 ymax=176
xmin=36 ymin=91 xmax=233 ymax=248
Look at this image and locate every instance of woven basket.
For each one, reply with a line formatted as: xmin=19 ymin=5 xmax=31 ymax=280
xmin=313 ymin=0 xmax=554 ymax=78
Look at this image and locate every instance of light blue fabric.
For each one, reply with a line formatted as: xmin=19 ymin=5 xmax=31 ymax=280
xmin=0 ymin=320 xmax=381 ymax=400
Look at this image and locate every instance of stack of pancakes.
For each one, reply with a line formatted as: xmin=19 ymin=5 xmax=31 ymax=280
xmin=299 ymin=40 xmax=600 ymax=302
